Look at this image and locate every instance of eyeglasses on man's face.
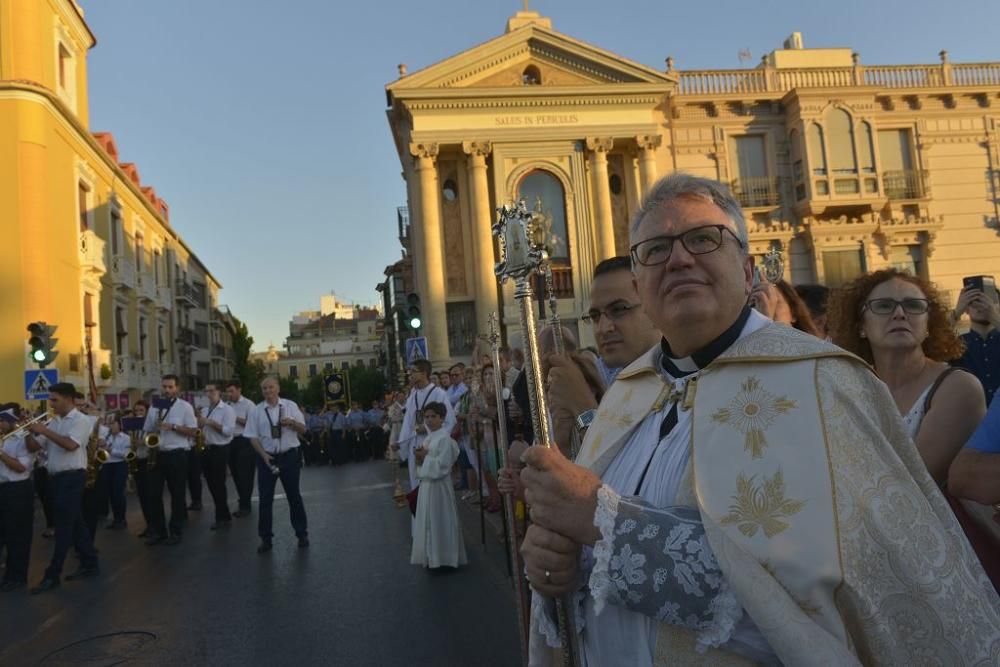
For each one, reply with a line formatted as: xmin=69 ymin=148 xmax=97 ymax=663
xmin=630 ymin=224 xmax=744 ymax=267
xmin=863 ymin=297 xmax=930 ymax=316
xmin=581 ymin=302 xmax=640 ymax=325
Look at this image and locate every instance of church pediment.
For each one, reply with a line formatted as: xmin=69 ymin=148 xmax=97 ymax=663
xmin=387 ymin=23 xmax=675 ymax=94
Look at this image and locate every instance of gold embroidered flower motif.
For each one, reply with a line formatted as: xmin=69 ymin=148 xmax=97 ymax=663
xmin=720 ymin=469 xmax=807 ymax=538
xmin=711 ymin=376 xmax=797 ymax=458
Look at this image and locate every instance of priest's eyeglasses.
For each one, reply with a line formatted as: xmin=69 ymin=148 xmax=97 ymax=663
xmin=863 ymin=298 xmax=930 ymax=316
xmin=630 ymin=225 xmax=745 ymax=267
xmin=581 ymin=302 xmax=640 ymax=325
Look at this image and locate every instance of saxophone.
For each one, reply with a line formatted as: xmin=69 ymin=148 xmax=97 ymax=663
xmin=84 ymin=416 xmax=107 ymax=489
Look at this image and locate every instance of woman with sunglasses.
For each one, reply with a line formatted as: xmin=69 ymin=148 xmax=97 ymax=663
xmin=828 ymin=268 xmax=986 ymax=483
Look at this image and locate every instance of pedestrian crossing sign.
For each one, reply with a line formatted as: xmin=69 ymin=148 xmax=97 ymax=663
xmin=24 ymin=368 xmax=59 ymax=400
xmin=405 ymin=337 xmax=428 ymax=364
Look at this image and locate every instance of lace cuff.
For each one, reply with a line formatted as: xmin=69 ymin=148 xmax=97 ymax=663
xmin=588 ymin=490 xmax=743 ymax=649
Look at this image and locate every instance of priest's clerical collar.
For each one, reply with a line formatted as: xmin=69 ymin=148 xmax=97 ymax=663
xmin=660 ymin=305 xmax=753 ymax=377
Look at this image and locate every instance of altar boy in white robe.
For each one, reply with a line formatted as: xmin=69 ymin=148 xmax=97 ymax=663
xmin=410 ymin=402 xmax=467 ymax=570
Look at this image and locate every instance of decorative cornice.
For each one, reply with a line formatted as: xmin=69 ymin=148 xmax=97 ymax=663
xmin=409 ymin=142 xmax=440 ymax=160
xmin=402 ymin=93 xmax=663 ymax=112
xmin=585 ymin=136 xmax=614 ymax=153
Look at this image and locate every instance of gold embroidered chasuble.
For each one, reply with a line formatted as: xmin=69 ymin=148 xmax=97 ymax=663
xmin=576 ymin=323 xmax=1000 ymax=665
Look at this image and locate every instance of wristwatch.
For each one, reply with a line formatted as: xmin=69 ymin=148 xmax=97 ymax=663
xmin=575 ymin=409 xmax=597 ymax=434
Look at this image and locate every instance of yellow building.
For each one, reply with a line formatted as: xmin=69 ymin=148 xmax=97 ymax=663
xmin=387 ymin=11 xmax=1000 ymax=363
xmin=0 ymin=0 xmax=234 ymax=406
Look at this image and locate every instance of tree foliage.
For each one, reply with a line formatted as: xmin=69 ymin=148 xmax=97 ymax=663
xmin=231 ymin=316 xmax=265 ymax=401
xmin=348 ymin=366 xmax=387 ymax=407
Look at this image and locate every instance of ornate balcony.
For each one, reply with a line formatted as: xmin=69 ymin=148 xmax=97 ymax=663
xmin=109 ymin=256 xmax=136 ymax=290
xmin=137 ymin=273 xmax=158 ymax=302
xmin=176 ymin=326 xmax=196 ymax=348
xmin=883 ymin=169 xmax=930 ymax=200
xmin=731 ymin=176 xmax=781 ymax=209
xmin=156 ymin=286 xmax=173 ymax=312
xmin=175 ymin=281 xmax=197 ymax=308
xmin=78 ymin=231 xmax=106 ymax=275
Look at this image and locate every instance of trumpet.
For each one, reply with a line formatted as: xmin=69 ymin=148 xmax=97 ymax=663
xmin=2 ymin=412 xmax=53 ymax=441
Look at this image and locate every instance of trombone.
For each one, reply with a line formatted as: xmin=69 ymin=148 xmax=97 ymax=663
xmin=2 ymin=412 xmax=53 ymax=442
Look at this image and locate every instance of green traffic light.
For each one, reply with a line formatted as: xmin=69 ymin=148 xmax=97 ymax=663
xmin=409 ymin=316 xmax=422 ymax=330
xmin=31 ymin=348 xmax=47 ymax=363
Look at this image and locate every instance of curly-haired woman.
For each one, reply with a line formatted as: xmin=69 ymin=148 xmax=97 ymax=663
xmin=828 ymin=268 xmax=986 ymax=484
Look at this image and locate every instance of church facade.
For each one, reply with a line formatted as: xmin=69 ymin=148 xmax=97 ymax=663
xmin=386 ymin=10 xmax=1000 ymax=363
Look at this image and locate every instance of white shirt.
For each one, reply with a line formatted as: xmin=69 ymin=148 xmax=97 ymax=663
xmin=0 ymin=434 xmax=34 ymax=483
xmin=142 ymin=398 xmax=198 ymax=451
xmin=106 ymin=432 xmax=132 ymax=463
xmin=201 ymin=401 xmax=236 ymax=446
xmin=37 ymin=408 xmax=92 ymax=473
xmin=397 ymin=384 xmax=456 ymax=489
xmin=229 ymin=396 xmax=255 ymax=437
xmin=244 ymin=398 xmax=305 ymax=454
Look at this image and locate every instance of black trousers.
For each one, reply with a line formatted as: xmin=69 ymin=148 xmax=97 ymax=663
xmin=147 ymin=449 xmax=188 ymax=538
xmin=0 ymin=479 xmax=34 ymax=584
xmin=202 ymin=445 xmax=231 ymax=523
xmin=256 ymin=450 xmax=307 ymax=540
xmin=81 ymin=484 xmax=101 ymax=541
xmin=45 ymin=470 xmax=97 ymax=579
xmin=346 ymin=431 xmax=364 ymax=462
xmin=228 ymin=436 xmax=256 ymax=511
xmin=187 ymin=449 xmax=203 ymax=505
xmin=33 ymin=466 xmax=55 ymax=529
xmin=328 ymin=431 xmax=345 ymax=465
xmin=97 ymin=462 xmax=127 ymax=522
xmin=366 ymin=428 xmax=386 ymax=460
xmin=134 ymin=458 xmax=153 ymax=529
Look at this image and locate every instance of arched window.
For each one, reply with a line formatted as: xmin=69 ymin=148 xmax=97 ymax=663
xmin=807 ymin=123 xmax=827 ymax=176
xmin=826 ymin=108 xmax=857 ymax=174
xmin=859 ymin=122 xmax=875 ymax=174
xmin=522 ymin=65 xmax=542 ymax=85
xmin=517 ymin=170 xmax=569 ymax=261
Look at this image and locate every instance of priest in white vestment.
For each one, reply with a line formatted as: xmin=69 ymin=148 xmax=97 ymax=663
xmin=519 ymin=174 xmax=1000 ymax=666
xmin=410 ymin=401 xmax=467 ymax=569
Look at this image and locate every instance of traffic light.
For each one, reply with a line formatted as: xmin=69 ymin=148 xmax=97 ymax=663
xmin=27 ymin=322 xmax=58 ymax=367
xmin=405 ymin=293 xmax=422 ymax=331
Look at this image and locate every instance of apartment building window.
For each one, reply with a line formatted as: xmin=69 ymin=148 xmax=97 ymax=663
xmin=289 ymin=365 xmax=299 ymax=379
xmin=158 ymin=325 xmax=167 ymax=363
xmin=808 ymin=123 xmax=827 ymax=176
xmin=827 ymin=108 xmax=857 ymax=176
xmin=56 ymin=40 xmax=75 ymax=104
xmin=139 ymin=316 xmax=148 ymax=359
xmin=822 ymin=248 xmax=865 ymax=288
xmin=110 ymin=210 xmax=121 ymax=255
xmin=341 ymin=362 xmax=350 ymax=370
xmin=889 ymin=245 xmax=926 ymax=279
xmin=730 ymin=135 xmax=778 ymax=208
xmin=878 ymin=129 xmax=921 ymax=199
xmin=309 ymin=364 xmax=318 ymax=377
xmin=135 ymin=234 xmax=144 ymax=275
xmin=115 ymin=306 xmax=127 ymax=356
xmin=77 ymin=181 xmax=90 ymax=232
xmin=195 ymin=322 xmax=209 ymax=348
xmin=58 ymin=44 xmax=71 ymax=89
xmin=369 ymin=358 xmax=377 ymax=369
xmin=153 ymin=250 xmax=161 ymax=285
xmin=192 ymin=282 xmax=207 ymax=308
xmin=324 ymin=362 xmax=333 ymax=372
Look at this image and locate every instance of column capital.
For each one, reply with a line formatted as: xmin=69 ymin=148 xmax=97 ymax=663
xmin=461 ymin=140 xmax=493 ymax=158
xmin=636 ymin=134 xmax=662 ymax=152
xmin=585 ymin=136 xmax=614 ymax=153
xmin=409 ymin=142 xmax=439 ymax=160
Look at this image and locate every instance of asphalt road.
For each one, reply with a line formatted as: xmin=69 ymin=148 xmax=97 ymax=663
xmin=0 ymin=459 xmax=521 ymax=666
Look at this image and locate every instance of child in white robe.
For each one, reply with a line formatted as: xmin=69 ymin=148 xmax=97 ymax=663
xmin=410 ymin=402 xmax=468 ymax=569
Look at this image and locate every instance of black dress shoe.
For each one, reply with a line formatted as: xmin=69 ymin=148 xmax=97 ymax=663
xmin=144 ymin=534 xmax=166 ymax=546
xmin=210 ymin=520 xmax=231 ymax=531
xmin=187 ymin=503 xmax=202 ymax=511
xmin=29 ymin=578 xmax=60 ymax=595
xmin=65 ymin=567 xmax=99 ymax=582
xmin=0 ymin=581 xmax=25 ymax=593
xmin=298 ymin=536 xmax=310 ymax=549
xmin=164 ymin=535 xmax=182 ymax=546
xmin=257 ymin=540 xmax=273 ymax=554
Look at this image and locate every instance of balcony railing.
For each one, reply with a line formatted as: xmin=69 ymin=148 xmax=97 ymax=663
xmin=550 ymin=264 xmax=574 ymax=300
xmin=677 ymin=60 xmax=1000 ymax=96
xmin=883 ymin=169 xmax=929 ymax=200
xmin=157 ymin=286 xmax=173 ymax=312
xmin=175 ymin=281 xmax=197 ymax=308
xmin=176 ymin=326 xmax=197 ymax=348
xmin=731 ymin=176 xmax=781 ymax=208
xmin=137 ymin=274 xmax=158 ymax=302
xmin=79 ymin=231 xmax=106 ymax=275
xmin=110 ymin=256 xmax=136 ymax=289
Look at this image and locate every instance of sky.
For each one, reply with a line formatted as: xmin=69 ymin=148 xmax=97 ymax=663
xmin=80 ymin=0 xmax=1000 ymax=351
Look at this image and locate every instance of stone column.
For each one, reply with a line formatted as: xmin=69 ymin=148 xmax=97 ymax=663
xmin=409 ymin=142 xmax=449 ymax=362
xmin=636 ymin=134 xmax=662 ymax=196
xmin=462 ymin=141 xmax=498 ymax=339
xmin=586 ymin=137 xmax=616 ymax=262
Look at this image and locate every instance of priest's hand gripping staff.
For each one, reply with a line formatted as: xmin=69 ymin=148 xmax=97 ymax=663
xmin=494 ymin=201 xmax=581 ymax=667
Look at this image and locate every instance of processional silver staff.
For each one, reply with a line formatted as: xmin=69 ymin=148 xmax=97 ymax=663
xmin=494 ymin=200 xmax=581 ymax=667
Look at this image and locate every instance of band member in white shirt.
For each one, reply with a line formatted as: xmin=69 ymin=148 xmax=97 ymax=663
xmin=0 ymin=409 xmax=35 ymax=592
xmin=243 ymin=377 xmax=309 ymax=553
xmin=100 ymin=417 xmax=132 ymax=530
xmin=199 ymin=381 xmax=236 ymax=530
xmin=141 ymin=374 xmax=198 ymax=546
xmin=25 ymin=383 xmax=100 ymax=594
xmin=226 ymin=380 xmax=257 ymax=517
